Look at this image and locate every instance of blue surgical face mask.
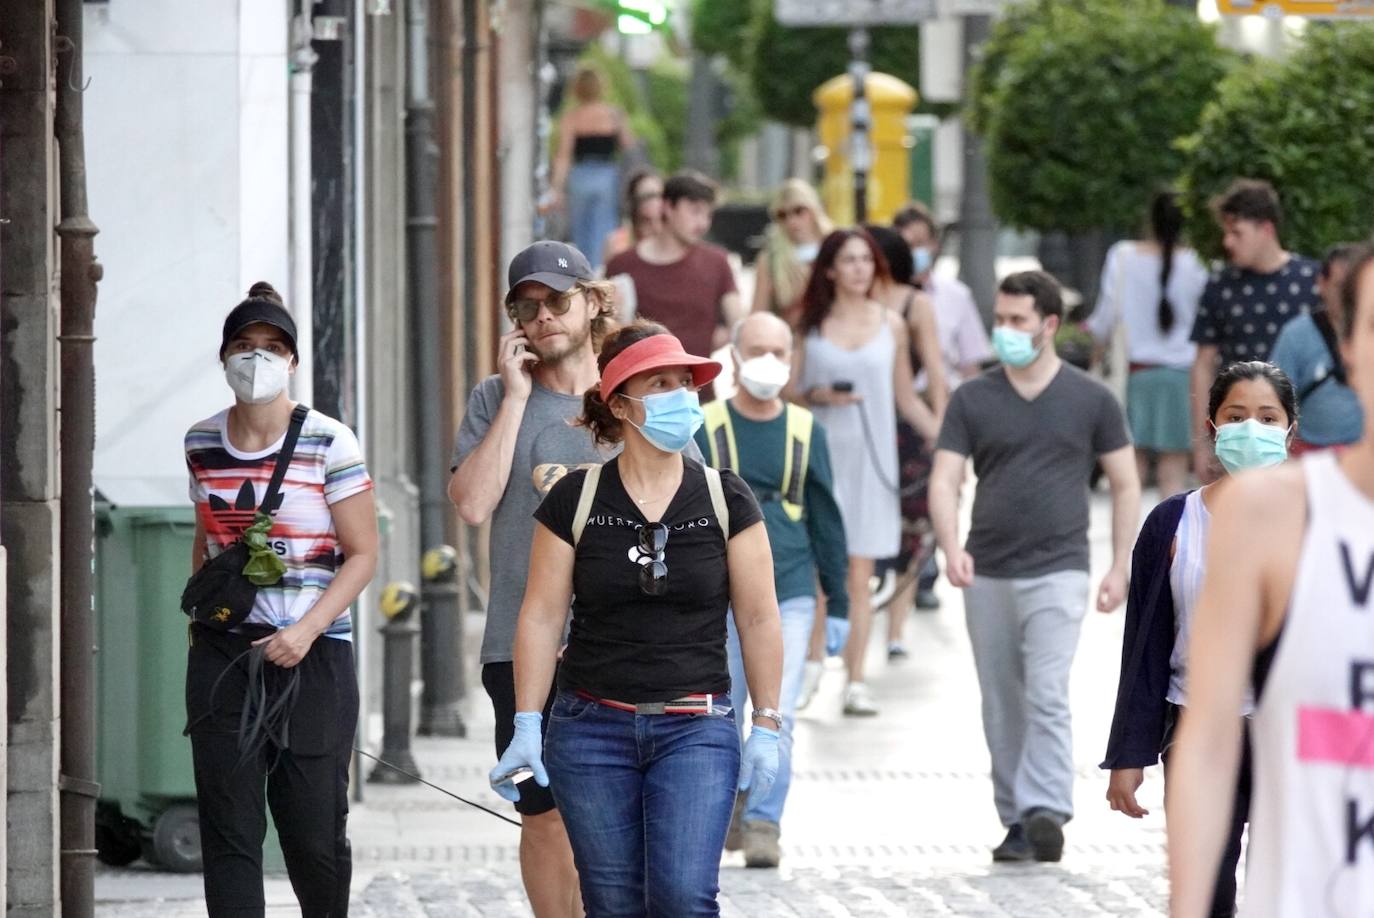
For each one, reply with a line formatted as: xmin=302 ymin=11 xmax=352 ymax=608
xmin=622 ymin=386 xmax=704 ymax=454
xmin=911 ymin=247 xmax=933 ymax=275
xmin=794 ymin=241 xmax=820 ymax=265
xmin=991 ymin=325 xmax=1044 ymax=369
xmin=1212 ymin=418 xmax=1290 ymax=474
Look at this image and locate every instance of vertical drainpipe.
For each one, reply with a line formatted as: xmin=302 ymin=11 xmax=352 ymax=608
xmin=290 ymin=4 xmax=317 ymax=405
xmin=410 ymin=0 xmax=465 ymax=736
xmin=54 ymin=0 xmax=100 ymax=913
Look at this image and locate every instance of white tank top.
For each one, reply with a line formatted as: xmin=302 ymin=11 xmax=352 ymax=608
xmin=1245 ymin=450 xmax=1374 ymax=917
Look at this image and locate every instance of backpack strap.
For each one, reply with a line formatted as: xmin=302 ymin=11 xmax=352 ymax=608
xmin=780 ymin=405 xmax=813 ymax=522
xmin=571 ymin=465 xmax=602 ymax=548
xmin=1311 ymin=309 xmax=1348 ymax=386
xmin=701 ymin=400 xmax=738 ymax=472
xmin=259 ymin=404 xmax=310 ymax=515
xmin=704 ymin=465 xmax=730 ymax=544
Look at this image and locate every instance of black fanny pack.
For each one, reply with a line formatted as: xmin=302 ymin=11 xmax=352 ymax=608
xmin=180 ymin=405 xmax=308 ymax=630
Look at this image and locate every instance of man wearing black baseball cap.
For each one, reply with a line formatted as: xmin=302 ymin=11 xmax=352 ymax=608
xmin=446 ymin=240 xmax=609 ymax=916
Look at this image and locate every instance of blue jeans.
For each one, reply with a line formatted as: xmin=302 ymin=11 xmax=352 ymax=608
xmin=567 ymin=161 xmax=620 ymax=269
xmin=544 ymin=691 xmax=740 ymax=917
xmin=725 ymin=595 xmax=816 ymax=825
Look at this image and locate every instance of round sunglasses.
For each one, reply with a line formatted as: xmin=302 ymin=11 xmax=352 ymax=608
xmin=508 ymin=288 xmax=576 ymax=324
xmin=638 ymin=522 xmax=669 ymax=596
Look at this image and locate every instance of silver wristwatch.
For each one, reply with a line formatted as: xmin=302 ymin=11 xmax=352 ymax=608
xmin=752 ymin=707 xmax=783 ymax=729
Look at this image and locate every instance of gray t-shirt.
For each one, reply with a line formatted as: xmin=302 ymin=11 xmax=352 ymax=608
xmin=936 ymin=364 xmax=1130 ymax=579
xmin=453 ymin=375 xmax=702 ymax=663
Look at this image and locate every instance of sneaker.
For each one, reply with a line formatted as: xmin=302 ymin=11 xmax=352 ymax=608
xmin=887 ymin=642 xmax=909 ymax=660
xmin=1023 ymin=808 xmax=1066 ymax=862
xmin=842 ymin=681 xmax=879 ymax=716
xmin=742 ymin=819 xmax=781 ymax=868
xmin=795 ymin=660 xmax=823 ymax=711
xmin=915 ymin=588 xmax=941 ymax=610
xmin=991 ymin=824 xmax=1032 ymax=862
xmin=724 ymin=793 xmax=746 ymax=851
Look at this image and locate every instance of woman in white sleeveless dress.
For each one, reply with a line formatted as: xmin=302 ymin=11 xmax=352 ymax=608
xmin=1167 ymin=245 xmax=1374 ymax=917
xmin=789 ymin=228 xmax=939 ymax=717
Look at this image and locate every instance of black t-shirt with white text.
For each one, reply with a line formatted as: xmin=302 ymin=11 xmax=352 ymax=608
xmin=533 ymin=456 xmax=763 ymax=702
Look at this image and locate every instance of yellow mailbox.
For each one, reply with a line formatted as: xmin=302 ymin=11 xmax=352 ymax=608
xmin=813 ymin=72 xmax=918 ymax=225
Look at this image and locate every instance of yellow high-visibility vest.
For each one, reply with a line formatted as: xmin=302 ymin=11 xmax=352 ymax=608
xmin=701 ymin=400 xmax=813 ymax=522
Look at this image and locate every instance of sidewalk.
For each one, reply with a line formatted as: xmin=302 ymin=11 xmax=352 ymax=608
xmin=97 ymin=493 xmax=1173 ymax=916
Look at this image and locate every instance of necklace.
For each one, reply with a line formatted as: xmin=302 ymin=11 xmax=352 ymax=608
xmin=624 ymin=480 xmax=675 ymax=505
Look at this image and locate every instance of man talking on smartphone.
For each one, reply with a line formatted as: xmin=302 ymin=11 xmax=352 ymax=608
xmin=448 ymin=242 xmax=609 ymax=917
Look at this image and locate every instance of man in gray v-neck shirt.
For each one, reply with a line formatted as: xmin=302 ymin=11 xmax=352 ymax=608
xmin=929 ymin=270 xmax=1140 ymax=865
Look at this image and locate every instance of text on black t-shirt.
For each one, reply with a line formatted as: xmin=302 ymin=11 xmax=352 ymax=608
xmin=533 ymin=456 xmax=763 ymax=702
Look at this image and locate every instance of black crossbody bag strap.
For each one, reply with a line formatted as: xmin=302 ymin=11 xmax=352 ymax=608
xmin=1312 ymin=309 xmax=1348 ymax=386
xmin=259 ymin=404 xmax=309 ymax=515
xmin=1296 ymin=311 xmax=1347 ymax=402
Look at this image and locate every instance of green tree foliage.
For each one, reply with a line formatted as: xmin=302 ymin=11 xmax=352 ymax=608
xmin=971 ymin=0 xmax=1231 ymax=234
xmin=748 ymin=0 xmax=923 ymax=128
xmin=1178 ymin=24 xmax=1374 ymax=261
xmin=645 ymin=59 xmax=690 ymax=174
xmin=690 ymin=0 xmax=755 ymax=71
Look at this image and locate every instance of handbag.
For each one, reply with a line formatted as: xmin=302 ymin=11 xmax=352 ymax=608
xmin=181 ymin=404 xmax=309 ymax=629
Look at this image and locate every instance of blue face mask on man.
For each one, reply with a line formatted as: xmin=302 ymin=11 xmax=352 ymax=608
xmin=911 ymin=247 xmax=933 ymax=275
xmin=622 ymin=387 xmax=704 ymax=454
xmin=991 ymin=324 xmax=1046 ymax=369
xmin=1212 ymin=418 xmax=1290 ymax=474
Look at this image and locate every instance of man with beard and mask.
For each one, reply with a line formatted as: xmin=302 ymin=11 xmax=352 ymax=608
xmin=929 ymin=270 xmax=1141 ymax=864
xmin=693 ymin=311 xmax=850 ymax=869
xmin=448 ymin=241 xmax=702 ymax=917
xmin=605 ymin=171 xmax=742 ymax=368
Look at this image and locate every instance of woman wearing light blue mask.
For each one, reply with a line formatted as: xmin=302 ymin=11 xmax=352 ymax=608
xmin=1104 ymin=359 xmax=1297 ymax=918
xmin=752 ymin=179 xmax=832 ymax=319
xmin=498 ymin=321 xmax=785 ymax=916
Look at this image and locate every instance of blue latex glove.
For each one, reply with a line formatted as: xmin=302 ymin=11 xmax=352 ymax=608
xmin=738 ymin=726 xmax=780 ymax=802
xmin=489 ymin=711 xmax=549 ymax=802
xmin=825 ymin=615 xmax=851 ymax=656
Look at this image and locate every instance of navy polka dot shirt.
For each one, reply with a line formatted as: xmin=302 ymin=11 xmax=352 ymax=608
xmin=1190 ymin=254 xmax=1322 ymax=364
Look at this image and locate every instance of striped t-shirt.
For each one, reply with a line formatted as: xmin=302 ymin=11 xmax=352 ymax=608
xmin=185 ymin=407 xmax=373 ymax=640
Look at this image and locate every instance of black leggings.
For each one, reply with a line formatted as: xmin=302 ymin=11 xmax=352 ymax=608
xmin=185 ymin=624 xmax=359 ymax=918
xmin=1163 ymin=705 xmax=1252 ymax=918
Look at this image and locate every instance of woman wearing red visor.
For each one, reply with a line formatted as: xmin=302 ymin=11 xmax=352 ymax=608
xmin=491 ymin=321 xmax=784 ymax=916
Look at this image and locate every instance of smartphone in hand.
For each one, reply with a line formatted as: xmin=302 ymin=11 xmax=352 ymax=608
xmin=493 ymin=766 xmax=534 ymax=785
xmin=831 ymin=380 xmax=854 ymax=394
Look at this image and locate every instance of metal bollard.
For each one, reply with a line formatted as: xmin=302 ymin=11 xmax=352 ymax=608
xmin=369 ymin=581 xmax=423 ymax=784
xmin=418 ymin=545 xmax=467 ymax=737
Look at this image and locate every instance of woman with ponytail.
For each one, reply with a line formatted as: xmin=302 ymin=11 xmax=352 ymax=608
xmin=1087 ymin=191 xmax=1210 ymax=496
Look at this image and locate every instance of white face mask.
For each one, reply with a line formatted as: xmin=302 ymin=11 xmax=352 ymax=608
xmin=224 ymin=349 xmax=291 ymax=404
xmin=794 ymin=241 xmax=820 ymax=265
xmin=735 ymin=351 xmax=791 ymax=401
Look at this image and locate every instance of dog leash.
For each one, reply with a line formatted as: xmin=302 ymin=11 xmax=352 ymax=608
xmin=354 ymin=749 xmax=522 ymax=827
xmin=189 ymin=641 xmax=522 ymax=828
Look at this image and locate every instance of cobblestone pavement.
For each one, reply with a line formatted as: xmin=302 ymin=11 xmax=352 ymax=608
xmin=98 ymin=495 xmax=1177 ymax=916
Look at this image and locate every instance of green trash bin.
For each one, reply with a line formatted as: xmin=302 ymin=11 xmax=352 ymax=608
xmin=95 ymin=501 xmax=286 ymax=874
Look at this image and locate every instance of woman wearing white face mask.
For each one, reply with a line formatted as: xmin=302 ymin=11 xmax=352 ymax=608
xmin=752 ymin=178 xmax=832 ymax=319
xmin=183 ymin=282 xmax=378 ymax=917
xmin=1102 ymin=359 xmax=1297 ymax=918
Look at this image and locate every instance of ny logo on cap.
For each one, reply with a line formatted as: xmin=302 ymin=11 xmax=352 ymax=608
xmin=558 ymin=258 xmax=569 ymax=268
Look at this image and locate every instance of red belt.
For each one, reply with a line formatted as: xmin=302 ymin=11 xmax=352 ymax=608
xmin=576 ymin=689 xmax=714 ymax=715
